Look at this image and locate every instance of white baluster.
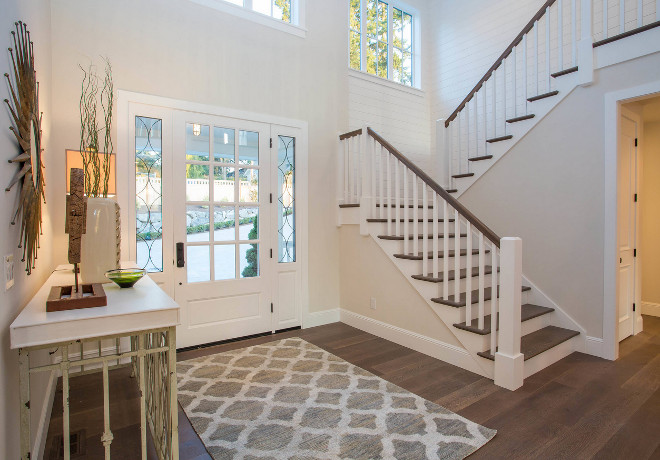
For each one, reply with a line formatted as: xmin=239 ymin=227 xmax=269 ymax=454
xmin=512 ymin=47 xmax=517 ymax=118
xmin=620 ymin=0 xmax=625 ymax=34
xmin=457 ymin=110 xmax=462 ymax=174
xmin=465 ymin=222 xmax=473 ymax=327
xmin=534 ymin=20 xmax=539 ymax=96
xmin=370 ymin=137 xmax=376 ymax=218
xmin=404 ymin=166 xmax=409 ymax=255
xmin=572 ymin=0 xmax=577 ymax=67
xmin=466 ymin=98 xmax=470 ymax=170
xmin=483 ymin=83 xmax=488 ymax=146
xmin=413 ymin=176 xmax=419 ymax=255
xmin=443 ymin=200 xmax=449 ymax=300
xmin=386 ymin=152 xmax=392 ymax=235
xmin=490 ymin=243 xmax=499 ymax=359
xmin=474 ymin=95 xmax=478 ymax=160
xmin=637 ymin=0 xmax=643 ymax=28
xmin=546 ymin=7 xmax=551 ymax=92
xmin=559 ymin=0 xmax=564 ymax=71
xmin=343 ymin=140 xmax=349 ymax=204
xmin=379 ymin=145 xmax=385 ymax=219
xmin=422 ymin=183 xmax=428 ymax=276
xmin=395 ymin=159 xmax=401 ymax=237
xmin=433 ymin=194 xmax=439 ymax=278
xmin=453 ymin=209 xmax=460 ymax=302
xmin=523 ymin=33 xmax=528 ymax=113
xmin=357 ymin=135 xmax=362 ymax=201
xmin=603 ymin=0 xmax=608 ymax=39
xmin=478 ymin=232 xmax=485 ymax=330
xmin=503 ymin=60 xmax=507 ymax=132
xmin=657 ymin=0 xmax=660 ymax=21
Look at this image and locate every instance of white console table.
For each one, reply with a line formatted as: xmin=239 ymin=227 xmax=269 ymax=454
xmin=10 ymin=265 xmax=180 ymax=460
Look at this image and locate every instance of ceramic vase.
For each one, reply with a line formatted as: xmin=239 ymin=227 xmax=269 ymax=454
xmin=80 ymin=197 xmax=121 ymax=284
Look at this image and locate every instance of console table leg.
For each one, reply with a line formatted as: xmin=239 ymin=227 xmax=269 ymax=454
xmin=62 ymin=345 xmax=71 ymax=460
xmin=167 ymin=327 xmax=179 ymax=460
xmin=19 ymin=348 xmax=30 ymax=460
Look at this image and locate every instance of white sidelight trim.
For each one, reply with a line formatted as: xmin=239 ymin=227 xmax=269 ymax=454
xmin=339 ymin=309 xmax=487 ymax=376
xmin=495 ymin=237 xmax=524 ymax=391
xmin=303 ymin=308 xmax=341 ymax=328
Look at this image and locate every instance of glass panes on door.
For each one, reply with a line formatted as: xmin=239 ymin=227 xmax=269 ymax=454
xmin=135 ymin=116 xmax=163 ymax=273
xmin=277 ymin=136 xmax=295 ymax=263
xmin=185 ymin=123 xmax=260 ymax=282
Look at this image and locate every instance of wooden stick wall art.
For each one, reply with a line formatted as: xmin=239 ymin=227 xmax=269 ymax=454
xmin=4 ymin=21 xmax=46 ymax=275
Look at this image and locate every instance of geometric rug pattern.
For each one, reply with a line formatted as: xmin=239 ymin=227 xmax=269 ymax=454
xmin=177 ymin=338 xmax=496 ymax=459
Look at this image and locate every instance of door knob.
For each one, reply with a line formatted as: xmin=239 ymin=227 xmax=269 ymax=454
xmin=177 ymin=242 xmax=185 ymax=268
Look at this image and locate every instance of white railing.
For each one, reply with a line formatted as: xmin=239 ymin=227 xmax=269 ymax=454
xmin=338 ymin=127 xmax=524 ymax=389
xmin=439 ymin=0 xmax=659 ymax=189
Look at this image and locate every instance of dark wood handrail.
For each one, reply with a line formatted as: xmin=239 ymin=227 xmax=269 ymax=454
xmin=339 ymin=128 xmax=363 ymax=140
xmin=444 ymin=0 xmax=557 ymax=128
xmin=367 ymin=128 xmax=501 ymax=247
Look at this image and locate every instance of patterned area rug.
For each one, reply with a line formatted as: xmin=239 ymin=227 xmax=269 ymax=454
xmin=177 ymin=338 xmax=496 ymax=459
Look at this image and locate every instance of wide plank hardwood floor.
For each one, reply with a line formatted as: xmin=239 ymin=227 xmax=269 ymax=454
xmin=45 ymin=315 xmax=660 ymax=459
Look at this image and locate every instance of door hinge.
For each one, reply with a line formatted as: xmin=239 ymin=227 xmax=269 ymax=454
xmin=270 ymin=138 xmax=273 ymax=148
xmin=270 ymin=193 xmax=273 ymax=204
xmin=271 ymin=302 xmax=274 ymax=313
xmin=633 ymin=303 xmax=636 ymax=312
xmin=634 ymin=193 xmax=637 ymax=202
xmin=635 ymin=138 xmax=638 ymax=147
xmin=270 ymin=248 xmax=273 ymax=258
xmin=634 ymin=248 xmax=637 ymax=257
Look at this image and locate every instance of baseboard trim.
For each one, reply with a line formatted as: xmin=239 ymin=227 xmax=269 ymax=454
xmin=34 ymin=370 xmax=57 ymax=460
xmin=642 ymin=301 xmax=660 ymax=317
xmin=304 ymin=308 xmax=340 ymax=328
xmin=585 ymin=336 xmax=605 ymax=358
xmin=339 ymin=309 xmax=487 ymax=376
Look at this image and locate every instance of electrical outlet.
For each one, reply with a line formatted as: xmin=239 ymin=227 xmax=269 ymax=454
xmin=370 ymin=297 xmax=376 ymax=310
xmin=4 ymin=254 xmax=14 ymax=291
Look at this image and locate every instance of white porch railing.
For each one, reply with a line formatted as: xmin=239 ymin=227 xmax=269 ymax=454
xmin=338 ymin=127 xmax=524 ymax=390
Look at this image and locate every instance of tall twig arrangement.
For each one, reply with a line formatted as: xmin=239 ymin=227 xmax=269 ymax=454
xmin=4 ymin=21 xmax=45 ymax=275
xmin=79 ymin=58 xmax=113 ymax=197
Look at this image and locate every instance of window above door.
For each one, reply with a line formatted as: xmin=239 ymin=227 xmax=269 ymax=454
xmin=188 ymin=0 xmax=306 ymax=38
xmin=349 ymin=0 xmax=420 ymax=88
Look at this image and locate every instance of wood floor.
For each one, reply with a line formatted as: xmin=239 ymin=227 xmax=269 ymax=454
xmin=45 ymin=315 xmax=660 ymax=459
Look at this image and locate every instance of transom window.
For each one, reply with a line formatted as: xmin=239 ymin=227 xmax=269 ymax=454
xmin=220 ymin=0 xmax=292 ymax=22
xmin=349 ymin=0 xmax=415 ymax=87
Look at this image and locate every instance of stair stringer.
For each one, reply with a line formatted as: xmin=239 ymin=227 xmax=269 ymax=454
xmin=451 ymin=71 xmax=581 ymax=197
xmin=366 ymin=223 xmax=496 ymax=379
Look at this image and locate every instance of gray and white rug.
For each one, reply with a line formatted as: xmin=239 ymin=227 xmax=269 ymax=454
xmin=177 ymin=338 xmax=496 ymax=459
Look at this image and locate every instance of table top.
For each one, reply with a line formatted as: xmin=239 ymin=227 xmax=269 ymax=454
xmin=10 ymin=264 xmax=180 ymax=349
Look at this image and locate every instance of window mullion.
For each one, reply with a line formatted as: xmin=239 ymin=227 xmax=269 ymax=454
xmin=387 ymin=3 xmax=393 ymax=80
xmin=360 ymin=0 xmax=366 ymax=71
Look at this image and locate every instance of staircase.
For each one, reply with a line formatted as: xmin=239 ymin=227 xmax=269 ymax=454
xmin=337 ymin=127 xmax=583 ymax=390
xmin=438 ymin=0 xmax=660 ymax=196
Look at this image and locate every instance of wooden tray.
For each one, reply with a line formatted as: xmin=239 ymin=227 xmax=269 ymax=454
xmin=46 ymin=283 xmax=107 ymax=312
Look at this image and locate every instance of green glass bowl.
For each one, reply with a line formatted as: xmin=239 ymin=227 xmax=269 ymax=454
xmin=105 ymin=268 xmax=146 ymax=288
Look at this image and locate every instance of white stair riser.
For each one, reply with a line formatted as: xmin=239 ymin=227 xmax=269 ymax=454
xmin=457 ymin=313 xmax=552 ymax=355
xmin=426 ymin=289 xmax=532 ymax=324
xmin=412 ymin=274 xmax=497 ymax=299
xmin=393 ymin=254 xmax=487 ymax=274
xmin=523 ymin=335 xmax=580 ymax=378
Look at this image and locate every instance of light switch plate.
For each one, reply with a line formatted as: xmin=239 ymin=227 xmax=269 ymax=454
xmin=5 ymin=254 xmax=14 ymax=291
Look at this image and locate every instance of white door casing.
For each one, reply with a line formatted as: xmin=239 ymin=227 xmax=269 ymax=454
xmin=117 ymin=92 xmax=308 ymax=349
xmin=617 ymin=112 xmax=637 ymax=342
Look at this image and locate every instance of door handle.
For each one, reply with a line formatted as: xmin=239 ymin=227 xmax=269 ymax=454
xmin=176 ymin=242 xmax=185 ymax=268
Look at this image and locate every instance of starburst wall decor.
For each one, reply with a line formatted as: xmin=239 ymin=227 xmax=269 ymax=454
xmin=4 ymin=21 xmax=45 ymax=275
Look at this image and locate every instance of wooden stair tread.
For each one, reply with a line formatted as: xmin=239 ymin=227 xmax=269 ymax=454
xmin=528 ymin=90 xmax=559 ymax=102
xmin=486 ymin=135 xmax=513 ymax=143
xmin=468 ymin=155 xmax=493 ymax=162
xmin=551 ymin=66 xmax=578 ymax=78
xmin=367 ymin=218 xmax=455 ymax=223
xmin=506 ymin=114 xmax=535 ymax=123
xmin=452 ymin=172 xmax=475 ymax=179
xmin=378 ymin=233 xmax=467 ymax=240
xmin=453 ymin=304 xmax=554 ymax=335
xmin=431 ymin=285 xmax=531 ymax=308
xmin=376 ymin=204 xmax=435 ymax=209
xmin=412 ymin=266 xmax=494 ymax=283
xmin=339 ymin=203 xmax=360 ymax=208
xmin=477 ymin=325 xmax=580 ymax=361
xmin=393 ymin=249 xmax=488 ymax=260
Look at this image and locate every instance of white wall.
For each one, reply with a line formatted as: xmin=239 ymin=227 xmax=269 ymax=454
xmin=0 ymin=1 xmax=55 ymax=458
xmin=460 ymin=52 xmax=660 ymax=338
xmin=49 ymin=0 xmax=350 ymax=314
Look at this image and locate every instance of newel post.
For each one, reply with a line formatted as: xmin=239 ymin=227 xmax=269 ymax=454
xmin=578 ymin=0 xmax=594 ymax=86
xmin=494 ymin=237 xmax=524 ymax=391
xmin=336 ymin=133 xmax=345 ymax=227
xmin=359 ymin=125 xmax=371 ymax=236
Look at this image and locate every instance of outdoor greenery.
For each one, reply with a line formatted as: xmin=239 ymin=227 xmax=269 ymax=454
xmin=242 ymin=216 xmax=259 ymax=278
xmin=136 ymin=216 xmax=256 ymax=241
xmin=275 ymin=0 xmax=291 ymax=22
xmin=349 ymin=0 xmax=413 ymax=86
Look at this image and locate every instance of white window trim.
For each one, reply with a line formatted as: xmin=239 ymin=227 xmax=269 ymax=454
xmin=188 ymin=0 xmax=307 ymax=38
xmin=348 ymin=68 xmax=424 ymax=96
xmin=350 ymin=0 xmax=422 ymax=89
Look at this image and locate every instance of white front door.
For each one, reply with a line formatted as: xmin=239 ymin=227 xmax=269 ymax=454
xmin=617 ymin=114 xmax=637 ymax=342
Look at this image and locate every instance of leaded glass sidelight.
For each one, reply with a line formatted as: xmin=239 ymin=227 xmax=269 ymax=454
xmin=135 ymin=116 xmax=163 ymax=272
xmin=277 ymin=136 xmax=295 ymax=263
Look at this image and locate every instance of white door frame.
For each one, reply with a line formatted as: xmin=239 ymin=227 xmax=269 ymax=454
xmin=603 ymin=81 xmax=660 ymax=360
xmin=116 ymin=90 xmax=310 ymax=332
